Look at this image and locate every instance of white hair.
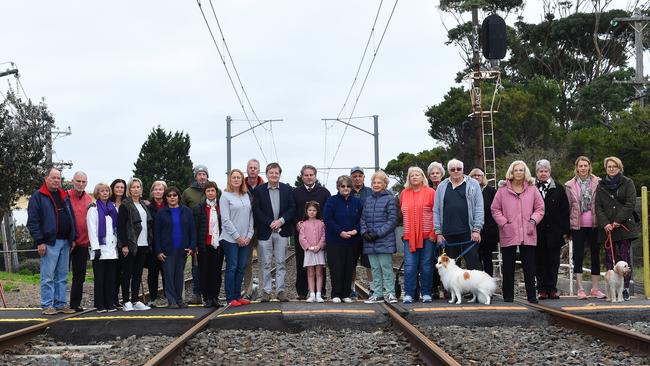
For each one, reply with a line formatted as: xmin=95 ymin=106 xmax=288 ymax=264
xmin=447 ymin=159 xmax=464 ymax=170
xmin=535 ymin=159 xmax=551 ymax=173
xmin=427 ymin=161 xmax=445 ymax=177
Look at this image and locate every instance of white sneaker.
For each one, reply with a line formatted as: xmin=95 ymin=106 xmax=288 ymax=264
xmin=316 ymin=293 xmax=324 ymax=303
xmin=122 ymin=302 xmax=134 ymax=312
xmin=364 ymin=295 xmax=383 ymax=304
xmin=332 ymin=297 xmax=341 ymax=303
xmin=306 ymin=293 xmax=316 ymax=303
xmin=403 ymin=295 xmax=414 ymax=304
xmin=342 ymin=297 xmax=353 ymax=303
xmin=133 ymin=301 xmax=151 ymax=311
xmin=386 ymin=293 xmax=398 ymax=303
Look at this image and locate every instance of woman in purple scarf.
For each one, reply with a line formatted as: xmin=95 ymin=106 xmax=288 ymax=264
xmin=87 ymin=183 xmax=120 ymax=312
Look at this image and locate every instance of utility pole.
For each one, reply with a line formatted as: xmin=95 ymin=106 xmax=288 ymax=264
xmin=471 ymin=6 xmax=483 ymax=171
xmin=225 ymin=116 xmax=283 ymax=174
xmin=321 ymin=115 xmax=380 ymax=172
xmin=613 ymin=9 xmax=650 ymax=108
xmin=47 ymin=126 xmax=73 ymax=170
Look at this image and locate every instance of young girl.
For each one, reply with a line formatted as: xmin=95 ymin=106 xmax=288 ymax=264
xmin=299 ymin=201 xmax=326 ymax=303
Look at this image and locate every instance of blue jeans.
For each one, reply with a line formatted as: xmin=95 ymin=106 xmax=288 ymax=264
xmin=403 ymin=239 xmax=434 ymax=298
xmin=40 ymin=239 xmax=70 ymax=309
xmin=222 ymin=240 xmax=251 ymax=302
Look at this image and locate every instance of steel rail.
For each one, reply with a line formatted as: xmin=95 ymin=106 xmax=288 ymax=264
xmin=0 ymin=308 xmax=95 ymax=351
xmin=355 ymin=282 xmax=460 ymax=366
xmin=514 ymin=298 xmax=650 ymax=357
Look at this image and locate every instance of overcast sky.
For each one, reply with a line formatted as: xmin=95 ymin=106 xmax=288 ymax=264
xmin=2 ymin=0 xmax=643 ymax=198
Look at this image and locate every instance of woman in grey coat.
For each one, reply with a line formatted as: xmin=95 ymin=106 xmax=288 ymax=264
xmin=361 ymin=170 xmax=398 ymax=304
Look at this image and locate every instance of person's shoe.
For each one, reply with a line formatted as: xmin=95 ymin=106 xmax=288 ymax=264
xmin=178 ymin=302 xmax=189 ymax=309
xmin=332 ymin=297 xmax=342 ymax=303
xmin=260 ymin=292 xmax=270 ymax=303
xmin=623 ymin=288 xmax=630 ymax=301
xmin=167 ymin=303 xmax=180 ymax=309
xmin=386 ymin=293 xmax=398 ymax=304
xmin=229 ymin=299 xmax=242 ymax=307
xmin=133 ymin=301 xmax=151 ymax=311
xmin=342 ymin=297 xmax=353 ymax=303
xmin=503 ymin=298 xmax=513 ymax=303
xmin=147 ymin=301 xmax=158 ymax=308
xmin=349 ymin=290 xmax=358 ymax=299
xmin=548 ymin=290 xmax=560 ymax=300
xmin=114 ymin=302 xmax=123 ymax=310
xmin=306 ymin=293 xmax=316 ymax=303
xmin=538 ymin=291 xmax=549 ymax=300
xmin=577 ymin=289 xmax=588 ymax=300
xmin=422 ymin=295 xmax=432 ymax=303
xmin=237 ymin=298 xmax=251 ymax=305
xmin=60 ymin=306 xmax=76 ymax=314
xmin=277 ymin=291 xmax=289 ymax=302
xmin=316 ymin=293 xmax=324 ymax=303
xmin=203 ymin=300 xmax=214 ymax=308
xmin=403 ymin=295 xmax=413 ymax=304
xmin=72 ymin=307 xmax=85 ymax=313
xmin=42 ymin=307 xmax=58 ymax=315
xmin=364 ymin=295 xmax=383 ymax=304
xmin=96 ymin=308 xmax=107 ymax=313
xmin=528 ymin=298 xmax=539 ymax=304
xmin=190 ymin=293 xmax=202 ymax=304
xmin=590 ymin=288 xmax=606 ymax=299
xmin=107 ymin=307 xmax=118 ymax=313
xmin=122 ymin=302 xmax=134 ymax=311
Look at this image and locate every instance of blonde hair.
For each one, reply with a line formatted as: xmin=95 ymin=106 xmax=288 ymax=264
xmin=604 ymin=156 xmax=624 ymax=172
xmin=371 ymin=170 xmax=389 ymax=190
xmin=504 ymin=160 xmax=534 ymax=184
xmin=225 ymin=169 xmax=248 ymax=195
xmin=404 ymin=167 xmax=428 ymax=189
xmin=126 ymin=177 xmax=143 ymax=197
xmin=469 ymin=168 xmax=486 ymax=187
xmin=149 ymin=180 xmax=168 ymax=200
xmin=574 ymin=156 xmax=592 ymax=177
xmin=92 ymin=183 xmax=111 ymax=200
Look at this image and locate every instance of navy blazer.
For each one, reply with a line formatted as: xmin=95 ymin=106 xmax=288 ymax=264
xmin=154 ymin=205 xmax=197 ymax=255
xmin=253 ymin=182 xmax=295 ymax=240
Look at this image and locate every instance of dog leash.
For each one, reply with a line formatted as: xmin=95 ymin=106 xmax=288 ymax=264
xmin=441 ymin=239 xmax=478 ymax=261
xmin=603 ymin=224 xmax=629 ymax=267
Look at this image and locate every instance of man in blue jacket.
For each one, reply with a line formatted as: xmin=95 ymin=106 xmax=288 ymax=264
xmin=27 ymin=167 xmax=77 ymax=315
xmin=253 ymin=162 xmax=295 ymax=302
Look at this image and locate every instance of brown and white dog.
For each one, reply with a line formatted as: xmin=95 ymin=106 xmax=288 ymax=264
xmin=605 ymin=261 xmax=631 ymax=302
xmin=435 ymin=254 xmax=497 ymax=305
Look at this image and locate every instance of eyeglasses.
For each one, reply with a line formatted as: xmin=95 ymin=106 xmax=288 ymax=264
xmin=166 ymin=193 xmax=178 ymax=197
xmin=339 ymin=185 xmax=351 ymax=188
xmin=449 ymin=168 xmax=463 ymax=172
xmin=471 ymin=174 xmax=483 ymax=177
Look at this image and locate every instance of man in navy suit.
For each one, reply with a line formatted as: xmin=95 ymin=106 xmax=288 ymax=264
xmin=253 ymin=162 xmax=295 ymax=302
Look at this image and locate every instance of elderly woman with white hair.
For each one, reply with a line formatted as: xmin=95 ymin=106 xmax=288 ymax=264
xmin=491 ymin=161 xmax=545 ymax=303
xmin=433 ymin=159 xmax=484 ymax=271
xmin=533 ymin=159 xmax=570 ymax=300
xmin=427 ymin=162 xmax=445 ymax=190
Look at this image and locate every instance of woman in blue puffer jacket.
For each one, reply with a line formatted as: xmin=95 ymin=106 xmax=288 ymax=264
xmin=361 ymin=170 xmax=398 ymax=304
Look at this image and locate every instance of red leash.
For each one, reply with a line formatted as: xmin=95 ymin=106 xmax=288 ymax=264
xmin=603 ymin=224 xmax=629 ymax=267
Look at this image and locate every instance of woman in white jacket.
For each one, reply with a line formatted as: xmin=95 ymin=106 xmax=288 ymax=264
xmin=87 ymin=183 xmax=119 ymax=313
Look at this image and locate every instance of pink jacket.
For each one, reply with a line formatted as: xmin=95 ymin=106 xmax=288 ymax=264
xmin=491 ymin=180 xmax=545 ymax=247
xmin=298 ymin=219 xmax=326 ymax=251
xmin=564 ymin=175 xmax=599 ymax=230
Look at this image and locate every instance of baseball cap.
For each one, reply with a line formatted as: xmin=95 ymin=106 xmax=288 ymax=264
xmin=350 ymin=166 xmax=364 ymax=174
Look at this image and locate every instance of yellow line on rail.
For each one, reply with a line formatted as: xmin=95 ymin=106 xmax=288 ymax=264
xmin=217 ymin=310 xmax=282 ymax=318
xmin=0 ymin=308 xmax=41 ymax=311
xmin=561 ymin=305 xmax=650 ymax=311
xmin=413 ymin=306 xmax=528 ymax=312
xmin=66 ymin=315 xmax=197 ymax=321
xmin=0 ymin=318 xmax=47 ymax=322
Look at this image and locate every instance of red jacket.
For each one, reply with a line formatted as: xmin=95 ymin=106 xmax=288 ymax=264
xmin=490 ymin=180 xmax=545 ymax=247
xmin=67 ymin=189 xmax=92 ymax=246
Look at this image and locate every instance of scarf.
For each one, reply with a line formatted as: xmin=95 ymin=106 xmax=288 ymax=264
xmin=207 ymin=199 xmax=220 ymax=248
xmin=97 ymin=200 xmax=118 ymax=245
xmin=536 ymin=180 xmax=549 ymax=199
xmin=603 ymin=173 xmax=622 ymax=191
xmin=577 ymin=176 xmax=592 ymax=213
xmin=401 ymin=188 xmax=429 ymax=253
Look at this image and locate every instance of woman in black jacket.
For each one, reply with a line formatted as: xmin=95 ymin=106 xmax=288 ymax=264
xmin=469 ymin=168 xmax=499 ymax=276
xmin=534 ymin=160 xmax=570 ymax=300
xmin=595 ymin=156 xmax=638 ymax=300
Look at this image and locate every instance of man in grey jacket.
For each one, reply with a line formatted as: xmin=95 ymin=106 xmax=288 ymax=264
xmin=433 ymin=159 xmax=484 ymax=270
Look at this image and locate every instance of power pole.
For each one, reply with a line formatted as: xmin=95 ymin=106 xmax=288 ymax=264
xmin=225 ymin=116 xmax=283 ymax=174
xmin=321 ymin=115 xmax=380 ymax=172
xmin=47 ymin=126 xmax=73 ymax=170
xmin=471 ymin=6 xmax=483 ymax=171
xmin=613 ymin=9 xmax=650 ymax=108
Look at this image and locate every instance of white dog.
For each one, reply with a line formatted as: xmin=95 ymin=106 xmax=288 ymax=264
xmin=605 ymin=261 xmax=631 ymax=302
xmin=435 ymin=254 xmax=497 ymax=305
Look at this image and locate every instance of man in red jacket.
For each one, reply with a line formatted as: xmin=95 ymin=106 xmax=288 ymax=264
xmin=67 ymin=171 xmax=92 ymax=312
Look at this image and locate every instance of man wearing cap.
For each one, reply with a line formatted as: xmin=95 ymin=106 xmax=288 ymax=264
xmin=182 ymin=164 xmax=213 ymax=304
xmin=350 ymin=166 xmax=373 ymax=297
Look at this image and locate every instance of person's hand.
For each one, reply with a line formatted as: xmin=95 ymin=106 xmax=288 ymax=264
xmin=437 ymin=235 xmax=445 ymax=246
xmin=349 ymin=229 xmax=358 ymax=236
xmin=296 ymin=221 xmax=303 ymax=231
xmin=471 ymin=231 xmax=481 ymax=243
xmin=93 ymin=249 xmax=101 ymax=260
xmin=612 ymin=222 xmax=621 ymax=228
xmin=122 ymin=246 xmax=129 ymax=257
xmin=185 ymin=248 xmax=193 ymax=256
xmin=340 ymin=231 xmax=351 ymax=239
xmin=270 ymin=220 xmax=283 ymax=230
xmin=71 ymin=241 xmax=76 ymax=251
xmin=236 ymin=237 xmax=246 ymax=246
xmin=604 ymin=224 xmax=614 ymax=232
xmin=38 ymin=243 xmax=47 ymax=257
xmin=157 ymin=253 xmax=166 ymax=262
xmin=243 ymin=237 xmax=251 ymax=245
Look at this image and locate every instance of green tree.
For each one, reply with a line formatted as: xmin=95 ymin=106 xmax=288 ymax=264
xmin=384 ymin=147 xmax=452 ymax=193
xmin=0 ymin=91 xmax=55 ymax=219
xmin=133 ymin=126 xmax=194 ymax=197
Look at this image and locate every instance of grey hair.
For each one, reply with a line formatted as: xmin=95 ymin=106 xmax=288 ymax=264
xmin=535 ymin=159 xmax=551 ymax=173
xmin=427 ymin=161 xmax=445 ymax=177
xmin=73 ymin=171 xmax=87 ymax=179
xmin=336 ymin=175 xmax=353 ymax=189
xmin=247 ymin=158 xmax=260 ymax=167
xmin=447 ymin=158 xmax=464 ymax=171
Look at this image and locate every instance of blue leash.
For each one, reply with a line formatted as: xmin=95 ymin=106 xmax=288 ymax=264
xmin=440 ymin=239 xmax=478 ymax=260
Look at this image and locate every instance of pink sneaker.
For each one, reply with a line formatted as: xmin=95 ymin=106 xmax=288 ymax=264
xmin=590 ymin=289 xmax=607 ymax=299
xmin=577 ymin=289 xmax=588 ymax=300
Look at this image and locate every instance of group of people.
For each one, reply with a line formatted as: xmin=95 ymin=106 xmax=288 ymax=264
xmin=27 ymin=154 xmax=639 ymax=314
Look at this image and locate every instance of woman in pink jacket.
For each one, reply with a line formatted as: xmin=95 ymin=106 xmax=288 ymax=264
xmin=491 ymin=161 xmax=545 ymax=303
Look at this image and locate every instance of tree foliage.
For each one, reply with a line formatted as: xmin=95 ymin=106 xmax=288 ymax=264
xmin=384 ymin=148 xmax=451 ymax=193
xmin=0 ymin=91 xmax=55 ymax=218
xmin=132 ymin=126 xmax=194 ymax=196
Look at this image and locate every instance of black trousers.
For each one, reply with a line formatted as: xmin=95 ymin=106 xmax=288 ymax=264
xmin=327 ymin=245 xmax=355 ymax=299
xmin=93 ymin=259 xmax=117 ymax=310
xmin=146 ymin=250 xmax=165 ymax=301
xmin=479 ymin=240 xmax=498 ymax=277
xmin=69 ymin=245 xmax=89 ymax=308
xmin=571 ymin=228 xmax=600 ymax=275
xmin=444 ymin=233 xmax=481 ymax=270
xmin=294 ymin=237 xmax=327 ymax=298
xmin=502 ymin=245 xmax=536 ymax=301
xmin=198 ymin=245 xmax=224 ymax=302
xmin=121 ymin=247 xmax=149 ymax=303
xmin=114 ymin=255 xmax=123 ymax=305
xmin=535 ymin=246 xmax=561 ymax=293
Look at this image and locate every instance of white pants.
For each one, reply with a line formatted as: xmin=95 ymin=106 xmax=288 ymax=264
xmin=258 ymin=232 xmax=288 ymax=294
